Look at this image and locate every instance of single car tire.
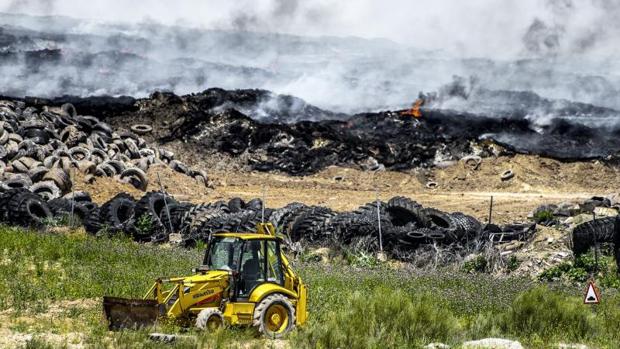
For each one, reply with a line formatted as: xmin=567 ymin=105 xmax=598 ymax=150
xmin=461 ymin=155 xmax=482 ymax=170
xmin=130 ymin=124 xmax=153 ymax=135
xmin=501 ymin=170 xmax=515 ymax=181
xmin=119 ymin=167 xmax=148 ymax=191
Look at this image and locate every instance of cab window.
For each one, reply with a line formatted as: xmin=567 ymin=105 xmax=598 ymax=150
xmin=204 ymin=237 xmax=242 ymax=271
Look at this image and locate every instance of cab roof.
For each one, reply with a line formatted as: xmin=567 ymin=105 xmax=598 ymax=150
xmin=213 ymin=232 xmax=278 ymax=240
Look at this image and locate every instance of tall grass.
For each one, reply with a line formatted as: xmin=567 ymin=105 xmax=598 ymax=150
xmin=499 ymin=287 xmax=595 ymax=342
xmin=0 ymin=225 xmax=202 ymax=311
xmin=293 ymin=288 xmax=459 ymax=349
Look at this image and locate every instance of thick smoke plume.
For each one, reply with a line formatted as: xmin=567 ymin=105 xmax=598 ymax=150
xmin=0 ymin=0 xmax=618 ymax=118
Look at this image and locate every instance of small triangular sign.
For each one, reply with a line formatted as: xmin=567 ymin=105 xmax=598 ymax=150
xmin=584 ymin=281 xmax=600 ymax=304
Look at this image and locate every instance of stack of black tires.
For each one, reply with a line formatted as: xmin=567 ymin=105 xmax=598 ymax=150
xmin=0 ymin=99 xmax=207 ymax=200
xmin=0 ymin=187 xmax=97 ymax=228
xmin=0 ymin=180 xmax=532 ymax=260
xmin=81 ymin=193 xmax=491 ymax=258
xmin=572 ymin=216 xmax=620 ymax=270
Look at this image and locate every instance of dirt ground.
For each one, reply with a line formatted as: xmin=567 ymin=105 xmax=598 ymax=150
xmin=74 ymin=154 xmax=619 ymax=225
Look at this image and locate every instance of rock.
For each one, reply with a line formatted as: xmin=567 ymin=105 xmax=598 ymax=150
xmin=425 ymin=343 xmax=450 ymax=349
xmin=569 ymin=214 xmax=595 ymax=226
xmin=168 ymin=233 xmax=183 ymax=244
xmin=149 ymin=333 xmax=178 ymax=343
xmin=462 ymin=338 xmax=523 ymax=349
xmin=498 ymin=240 xmax=524 ymax=251
xmin=593 ymin=206 xmax=618 ymax=218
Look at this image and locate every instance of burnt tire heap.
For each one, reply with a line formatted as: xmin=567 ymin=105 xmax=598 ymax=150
xmin=0 ymin=100 xmax=207 ymax=225
xmin=81 ymin=193 xmax=531 ymax=260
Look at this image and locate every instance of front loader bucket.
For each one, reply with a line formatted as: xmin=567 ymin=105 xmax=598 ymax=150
xmin=103 ymin=296 xmax=161 ymax=330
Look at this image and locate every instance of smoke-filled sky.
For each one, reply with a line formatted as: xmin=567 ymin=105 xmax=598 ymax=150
xmin=3 ymin=0 xmax=620 ymax=59
xmin=0 ymin=0 xmax=619 ymax=116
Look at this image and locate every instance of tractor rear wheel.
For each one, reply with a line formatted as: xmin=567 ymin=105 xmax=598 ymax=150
xmin=253 ymin=294 xmax=296 ymax=338
xmin=196 ymin=308 xmax=224 ymax=331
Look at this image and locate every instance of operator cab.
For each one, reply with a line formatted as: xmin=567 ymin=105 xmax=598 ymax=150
xmin=203 ymin=235 xmax=285 ymax=299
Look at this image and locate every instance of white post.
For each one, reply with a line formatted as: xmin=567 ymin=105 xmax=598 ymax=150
xmin=376 ymin=187 xmax=383 ymax=253
xmin=261 ymin=186 xmax=266 ymax=223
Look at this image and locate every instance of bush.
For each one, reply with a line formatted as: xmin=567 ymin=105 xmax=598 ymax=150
xmin=292 ymin=288 xmax=460 ymax=349
xmin=539 ymin=251 xmax=620 ymax=286
xmin=533 ymin=210 xmax=555 ymax=223
xmin=463 ymin=255 xmax=488 ymax=273
xmin=506 ymin=255 xmax=521 ymax=273
xmin=498 ymin=286 xmax=595 ymax=342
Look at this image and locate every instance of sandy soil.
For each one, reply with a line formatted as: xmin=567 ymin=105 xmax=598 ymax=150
xmin=73 ymin=154 xmax=618 ymax=225
xmin=200 ymin=154 xmax=619 ymax=224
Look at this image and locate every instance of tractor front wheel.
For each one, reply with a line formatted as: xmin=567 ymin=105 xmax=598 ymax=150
xmin=196 ymin=308 xmax=224 ymax=331
xmin=252 ymin=294 xmax=296 ymax=338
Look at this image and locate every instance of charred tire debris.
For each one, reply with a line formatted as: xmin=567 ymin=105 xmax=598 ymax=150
xmin=16 ymin=88 xmax=620 ymax=177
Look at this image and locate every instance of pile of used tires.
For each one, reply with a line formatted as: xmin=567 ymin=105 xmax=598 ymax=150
xmin=0 ymin=100 xmax=207 ymax=201
xmin=78 ymin=193 xmax=531 ymax=258
xmin=572 ymin=216 xmax=620 ymax=269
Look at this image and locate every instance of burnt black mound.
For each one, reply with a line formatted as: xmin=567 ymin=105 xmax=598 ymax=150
xmin=7 ymin=88 xmax=620 ymax=176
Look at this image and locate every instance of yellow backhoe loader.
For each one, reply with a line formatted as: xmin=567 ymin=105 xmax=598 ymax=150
xmin=103 ymin=223 xmax=308 ymax=338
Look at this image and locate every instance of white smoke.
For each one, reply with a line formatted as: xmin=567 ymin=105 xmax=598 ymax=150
xmin=0 ymin=0 xmax=619 ymax=114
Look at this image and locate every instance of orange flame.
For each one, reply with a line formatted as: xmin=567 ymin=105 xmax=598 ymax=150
xmin=401 ymin=98 xmax=424 ymax=118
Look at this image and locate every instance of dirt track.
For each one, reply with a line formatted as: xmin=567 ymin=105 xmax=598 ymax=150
xmin=75 ymin=154 xmax=615 ymax=224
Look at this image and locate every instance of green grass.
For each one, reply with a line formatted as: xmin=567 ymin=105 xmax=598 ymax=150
xmin=0 ymin=225 xmax=202 ymax=311
xmin=2 ymin=226 xmax=620 ymax=348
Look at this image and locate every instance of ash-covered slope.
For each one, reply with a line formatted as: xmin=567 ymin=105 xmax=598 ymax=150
xmin=15 ymin=88 xmax=620 ymax=176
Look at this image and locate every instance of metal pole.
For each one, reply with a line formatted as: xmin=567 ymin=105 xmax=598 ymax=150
xmin=488 ymin=196 xmax=494 ymax=225
xmin=593 ymin=211 xmax=599 ymax=273
xmin=156 ymin=172 xmax=174 ymax=234
xmin=70 ymin=167 xmax=75 ymax=226
xmin=376 ymin=187 xmax=383 ymax=252
xmin=261 ymin=186 xmax=266 ymax=224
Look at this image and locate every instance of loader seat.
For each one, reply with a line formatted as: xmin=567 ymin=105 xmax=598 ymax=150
xmin=240 ymin=257 xmax=260 ymax=294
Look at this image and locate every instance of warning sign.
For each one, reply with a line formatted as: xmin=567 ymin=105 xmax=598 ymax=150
xmin=584 ymin=281 xmax=601 ymax=304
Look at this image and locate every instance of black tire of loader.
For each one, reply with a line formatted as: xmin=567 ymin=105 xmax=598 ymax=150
xmin=84 ymin=208 xmax=103 ymax=235
xmin=420 ymin=208 xmax=460 ymax=241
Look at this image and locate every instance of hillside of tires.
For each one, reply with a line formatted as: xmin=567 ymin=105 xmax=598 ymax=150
xmin=0 ymin=94 xmax=618 ymax=276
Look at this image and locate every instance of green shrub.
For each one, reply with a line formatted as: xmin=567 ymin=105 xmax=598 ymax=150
xmin=134 ymin=214 xmax=154 ymax=236
xmin=533 ymin=210 xmax=555 ymax=223
xmin=292 ymin=288 xmax=459 ymax=349
xmin=499 ymin=286 xmax=595 ymax=341
xmin=22 ymin=338 xmax=55 ymax=349
xmin=539 ymin=252 xmax=620 ymax=286
xmin=463 ymin=255 xmax=488 ymax=273
xmin=506 ymin=255 xmax=521 ymax=273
